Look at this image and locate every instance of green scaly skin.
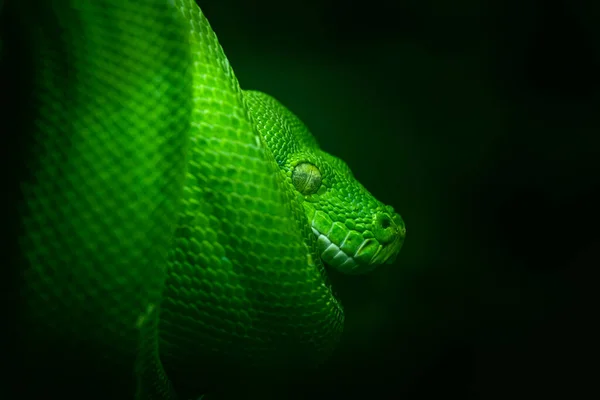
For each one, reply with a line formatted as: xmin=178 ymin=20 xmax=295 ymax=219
xmin=14 ymin=0 xmax=405 ymax=399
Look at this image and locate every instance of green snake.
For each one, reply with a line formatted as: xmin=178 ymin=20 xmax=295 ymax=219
xmin=13 ymin=0 xmax=405 ymax=398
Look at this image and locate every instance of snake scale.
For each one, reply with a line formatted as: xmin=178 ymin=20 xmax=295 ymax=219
xmin=10 ymin=0 xmax=406 ymax=399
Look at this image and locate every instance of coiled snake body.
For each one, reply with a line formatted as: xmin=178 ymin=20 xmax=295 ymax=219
xmin=13 ymin=1 xmax=405 ymax=398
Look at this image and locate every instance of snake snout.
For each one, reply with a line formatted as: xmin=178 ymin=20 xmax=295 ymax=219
xmin=308 ymin=206 xmax=406 ymax=274
xmin=372 ymin=210 xmax=405 ymax=244
xmin=371 ymin=210 xmax=405 ymax=265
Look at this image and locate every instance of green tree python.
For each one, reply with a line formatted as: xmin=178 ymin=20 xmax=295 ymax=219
xmin=10 ymin=0 xmax=406 ymax=398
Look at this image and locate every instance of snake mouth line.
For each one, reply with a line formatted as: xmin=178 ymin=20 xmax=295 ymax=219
xmin=311 ymin=227 xmax=359 ymax=271
xmin=310 ymin=226 xmax=385 ymax=274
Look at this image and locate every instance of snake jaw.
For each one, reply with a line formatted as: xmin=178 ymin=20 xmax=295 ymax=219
xmin=310 ymin=224 xmax=390 ymax=275
xmin=311 ymin=227 xmax=364 ymax=273
xmin=310 ymin=209 xmax=405 ymax=274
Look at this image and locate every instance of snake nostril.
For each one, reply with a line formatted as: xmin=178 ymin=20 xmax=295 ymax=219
xmin=381 ymin=216 xmax=391 ymax=229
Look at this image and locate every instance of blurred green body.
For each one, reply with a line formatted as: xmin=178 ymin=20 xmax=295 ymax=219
xmin=17 ymin=0 xmax=404 ymax=398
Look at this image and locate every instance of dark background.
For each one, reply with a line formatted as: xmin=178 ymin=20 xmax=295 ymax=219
xmin=196 ymin=0 xmax=599 ymax=398
xmin=4 ymin=0 xmax=598 ymax=398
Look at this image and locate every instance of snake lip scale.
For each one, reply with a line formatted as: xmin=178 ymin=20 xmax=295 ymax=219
xmin=311 ymin=225 xmax=398 ymax=273
xmin=311 ymin=227 xmax=361 ymax=272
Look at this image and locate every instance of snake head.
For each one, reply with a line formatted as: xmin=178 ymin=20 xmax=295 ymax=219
xmin=245 ymin=90 xmax=406 ymax=274
xmin=297 ymin=162 xmax=406 ymax=275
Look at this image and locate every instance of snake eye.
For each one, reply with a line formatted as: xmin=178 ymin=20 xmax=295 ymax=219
xmin=292 ymin=162 xmax=322 ymax=195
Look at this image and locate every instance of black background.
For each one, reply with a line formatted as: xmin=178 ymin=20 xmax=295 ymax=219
xmin=199 ymin=0 xmax=599 ymax=398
